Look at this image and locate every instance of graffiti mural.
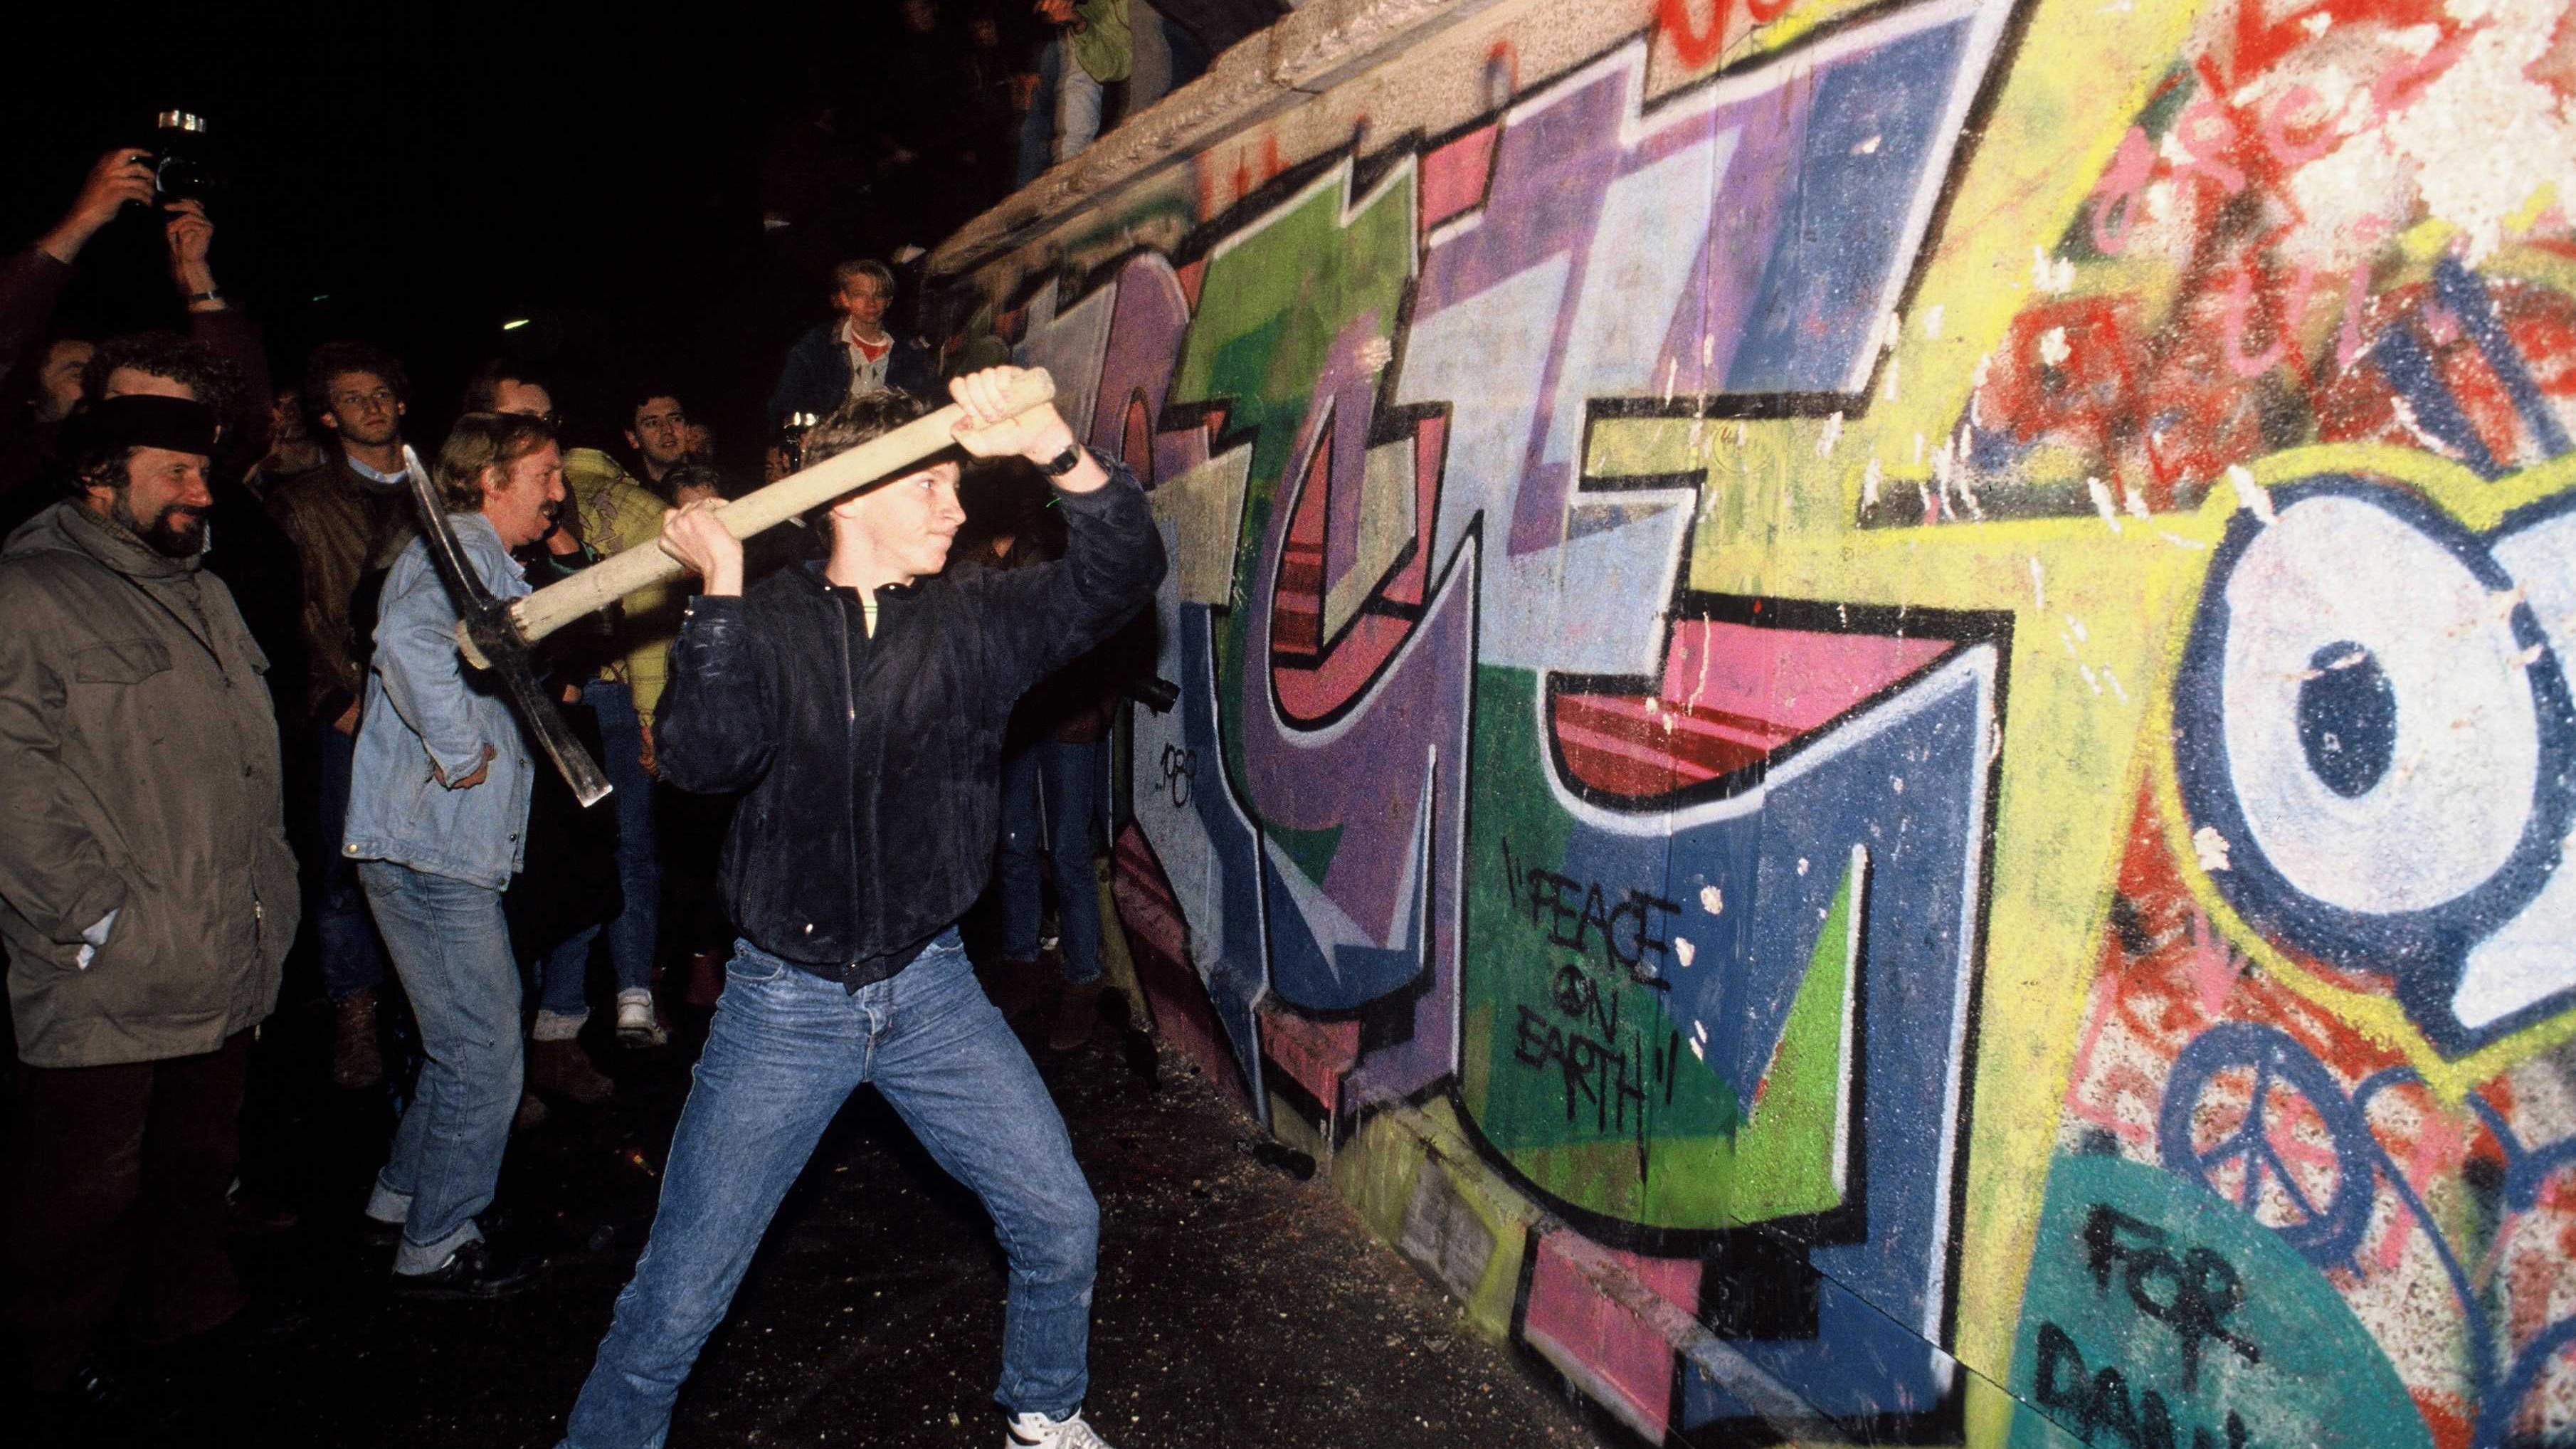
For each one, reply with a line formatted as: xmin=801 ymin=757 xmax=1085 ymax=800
xmin=932 ymin=0 xmax=2576 ymax=1442
xmin=2170 ymin=475 xmax=2576 ymax=1059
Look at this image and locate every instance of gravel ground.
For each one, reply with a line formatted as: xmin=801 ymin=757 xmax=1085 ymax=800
xmin=38 ymin=959 xmax=1617 ymax=1449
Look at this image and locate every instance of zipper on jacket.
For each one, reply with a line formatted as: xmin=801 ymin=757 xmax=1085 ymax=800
xmin=838 ymin=591 xmax=861 ymax=962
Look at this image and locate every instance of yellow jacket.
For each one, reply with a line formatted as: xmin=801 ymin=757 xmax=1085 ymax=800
xmin=561 ymin=448 xmax=679 ymax=727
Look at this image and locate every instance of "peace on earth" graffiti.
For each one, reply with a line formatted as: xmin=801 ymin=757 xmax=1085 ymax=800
xmin=931 ymin=0 xmax=2576 ymax=1441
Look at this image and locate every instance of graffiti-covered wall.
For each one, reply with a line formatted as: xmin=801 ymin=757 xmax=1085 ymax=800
xmin=930 ymin=0 xmax=2576 ymax=1442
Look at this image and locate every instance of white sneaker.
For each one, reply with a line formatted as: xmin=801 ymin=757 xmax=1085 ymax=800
xmin=616 ymin=990 xmax=667 ymax=1048
xmin=1005 ymin=1408 xmax=1117 ymax=1448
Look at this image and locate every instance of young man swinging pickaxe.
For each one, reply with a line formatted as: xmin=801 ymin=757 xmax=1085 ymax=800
xmin=557 ymin=365 xmax=1163 ymax=1449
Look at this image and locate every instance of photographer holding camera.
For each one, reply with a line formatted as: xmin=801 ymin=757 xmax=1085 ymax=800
xmin=0 ymin=146 xmax=268 ymax=510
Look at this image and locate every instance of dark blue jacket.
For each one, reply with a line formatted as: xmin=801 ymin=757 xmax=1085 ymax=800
xmin=766 ymin=321 xmax=936 ymax=423
xmin=654 ymin=453 xmax=1163 ymax=981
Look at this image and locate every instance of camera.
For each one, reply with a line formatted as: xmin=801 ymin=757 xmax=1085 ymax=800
xmin=148 ymin=110 xmax=211 ymax=205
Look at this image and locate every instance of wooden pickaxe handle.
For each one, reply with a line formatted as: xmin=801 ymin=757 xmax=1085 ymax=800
xmin=458 ymin=368 xmax=1058 ymax=668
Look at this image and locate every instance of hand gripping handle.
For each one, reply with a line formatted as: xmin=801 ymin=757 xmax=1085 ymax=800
xmin=495 ymin=367 xmax=1060 ymax=653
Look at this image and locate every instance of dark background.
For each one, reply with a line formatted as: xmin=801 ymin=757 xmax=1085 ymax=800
xmin=2 ymin=1 xmax=961 ymax=468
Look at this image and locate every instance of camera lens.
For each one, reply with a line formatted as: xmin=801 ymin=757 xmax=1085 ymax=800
xmin=153 ymin=155 xmax=209 ymax=204
xmin=151 ymin=111 xmax=210 ymax=204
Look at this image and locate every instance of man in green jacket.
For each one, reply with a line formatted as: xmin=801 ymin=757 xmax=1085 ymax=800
xmin=0 ymin=394 xmax=301 ymax=1430
xmin=1040 ymin=0 xmax=1132 ymax=164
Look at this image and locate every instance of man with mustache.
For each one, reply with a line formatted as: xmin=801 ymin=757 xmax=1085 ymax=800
xmin=0 ymin=394 xmax=301 ymax=1435
xmin=342 ymin=411 xmax=568 ymax=1298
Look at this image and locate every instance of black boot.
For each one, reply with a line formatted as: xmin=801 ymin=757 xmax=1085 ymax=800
xmin=391 ymin=1236 xmax=545 ymax=1301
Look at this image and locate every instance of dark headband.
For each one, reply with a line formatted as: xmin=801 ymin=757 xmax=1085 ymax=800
xmin=66 ymin=394 xmax=219 ymax=459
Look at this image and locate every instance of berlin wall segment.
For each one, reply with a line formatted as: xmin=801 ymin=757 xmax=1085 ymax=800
xmin=927 ymin=0 xmax=2576 ymax=1443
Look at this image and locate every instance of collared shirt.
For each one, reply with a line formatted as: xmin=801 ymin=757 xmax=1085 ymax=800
xmin=344 ymin=452 xmax=408 ymax=488
xmin=841 ymin=320 xmax=894 ymax=402
xmin=559 ymin=447 xmax=683 ymax=717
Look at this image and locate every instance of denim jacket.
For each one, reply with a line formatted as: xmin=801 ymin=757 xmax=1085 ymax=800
xmin=342 ymin=512 xmax=535 ymax=890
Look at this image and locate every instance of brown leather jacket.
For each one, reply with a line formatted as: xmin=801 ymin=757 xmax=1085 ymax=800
xmin=263 ymin=452 xmax=408 ymax=724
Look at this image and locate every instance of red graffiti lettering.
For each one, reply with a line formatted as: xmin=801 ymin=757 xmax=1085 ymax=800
xmin=2260 ymin=83 xmax=2339 ymax=167
xmin=1654 ymin=0 xmax=1790 ymax=70
xmin=2172 ymin=96 xmax=2249 ymax=196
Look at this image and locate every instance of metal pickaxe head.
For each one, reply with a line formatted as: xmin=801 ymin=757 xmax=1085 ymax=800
xmin=401 ymin=446 xmax=613 ymax=808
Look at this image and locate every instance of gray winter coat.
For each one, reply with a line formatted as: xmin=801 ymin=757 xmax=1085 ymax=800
xmin=0 ymin=499 xmax=300 ymax=1067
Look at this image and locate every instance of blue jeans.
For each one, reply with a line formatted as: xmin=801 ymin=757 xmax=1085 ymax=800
xmin=316 ymin=722 xmax=388 ymax=1003
xmin=999 ymin=740 xmax=1106 ymax=984
xmin=563 ymin=931 xmax=1098 ymax=1447
xmin=540 ymin=680 xmax=661 ymax=1018
xmin=1053 ymin=37 xmax=1106 ymax=164
xmin=359 ymin=861 xmax=524 ymax=1274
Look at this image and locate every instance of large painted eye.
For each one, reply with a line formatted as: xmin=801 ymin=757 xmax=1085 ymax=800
xmin=2210 ymin=491 xmax=2537 ymax=915
xmin=2172 ymin=480 xmax=2576 ymax=1054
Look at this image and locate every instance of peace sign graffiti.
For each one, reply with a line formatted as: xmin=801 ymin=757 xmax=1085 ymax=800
xmin=2159 ymin=1022 xmax=2576 ymax=1445
xmin=2155 ymin=1022 xmax=2377 ymax=1270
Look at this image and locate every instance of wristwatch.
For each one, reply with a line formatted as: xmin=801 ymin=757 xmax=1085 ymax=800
xmin=1035 ymin=442 xmax=1085 ymax=478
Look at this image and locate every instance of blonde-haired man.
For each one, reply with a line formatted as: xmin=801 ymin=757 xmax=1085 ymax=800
xmin=561 ymin=368 xmax=1162 ymax=1449
xmin=344 ymin=411 xmax=566 ymax=1297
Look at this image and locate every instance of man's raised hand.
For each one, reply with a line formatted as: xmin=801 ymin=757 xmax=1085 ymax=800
xmin=659 ymin=498 xmax=744 ymax=598
xmin=950 ymin=366 xmax=1107 ymax=492
xmin=164 ymin=199 xmax=223 ymax=310
xmin=38 ymin=150 xmax=156 ymax=265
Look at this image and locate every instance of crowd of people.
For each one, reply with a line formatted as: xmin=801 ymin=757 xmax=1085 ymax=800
xmin=1 ymin=120 xmax=1169 ymax=1449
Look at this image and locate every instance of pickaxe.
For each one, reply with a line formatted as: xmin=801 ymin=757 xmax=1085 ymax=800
xmin=401 ymin=367 xmax=1060 ymax=808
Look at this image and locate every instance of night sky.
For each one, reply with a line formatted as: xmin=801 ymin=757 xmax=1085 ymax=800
xmin=5 ymin=1 xmax=924 ymax=463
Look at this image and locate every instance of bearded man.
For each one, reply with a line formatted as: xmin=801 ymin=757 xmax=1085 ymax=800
xmin=0 ymin=394 xmax=301 ymax=1427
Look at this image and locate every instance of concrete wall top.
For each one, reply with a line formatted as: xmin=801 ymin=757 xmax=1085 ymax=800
xmin=931 ymin=0 xmax=1511 ymax=278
